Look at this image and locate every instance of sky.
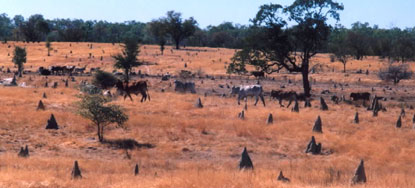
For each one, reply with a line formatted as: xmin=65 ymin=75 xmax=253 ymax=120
xmin=0 ymin=0 xmax=414 ymax=29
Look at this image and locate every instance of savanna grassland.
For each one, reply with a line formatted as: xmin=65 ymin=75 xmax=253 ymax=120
xmin=1 ymin=42 xmax=415 ymax=188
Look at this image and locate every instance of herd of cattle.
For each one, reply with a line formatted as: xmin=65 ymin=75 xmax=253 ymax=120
xmin=38 ymin=65 xmax=91 ymax=75
xmin=172 ymin=80 xmax=374 ymax=107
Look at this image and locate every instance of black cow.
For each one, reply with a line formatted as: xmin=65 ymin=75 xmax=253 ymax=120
xmin=50 ymin=66 xmax=64 ymax=75
xmin=331 ymin=95 xmax=340 ymax=104
xmin=38 ymin=67 xmax=51 ymax=75
xmin=271 ymin=90 xmax=305 ymax=107
xmin=251 ymin=71 xmax=264 ymax=78
xmin=350 ymin=92 xmax=371 ymax=101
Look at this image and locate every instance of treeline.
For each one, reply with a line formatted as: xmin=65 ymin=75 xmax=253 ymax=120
xmin=328 ymin=22 xmax=415 ymax=62
xmin=0 ymin=12 xmax=249 ymax=49
xmin=0 ymin=12 xmax=414 ymax=60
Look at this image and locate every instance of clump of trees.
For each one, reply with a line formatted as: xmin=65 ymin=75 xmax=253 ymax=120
xmin=147 ymin=19 xmax=168 ymax=54
xmin=0 ymin=8 xmax=413 ymax=63
xmin=77 ymin=95 xmax=128 ymax=142
xmin=149 ymin=11 xmax=197 ymax=50
xmin=0 ymin=12 xmax=249 ymax=49
xmin=328 ymin=26 xmax=352 ymax=72
xmin=12 ymin=46 xmax=26 ymax=77
xmin=329 ymin=23 xmax=415 ymax=63
xmin=378 ymin=64 xmax=413 ymax=84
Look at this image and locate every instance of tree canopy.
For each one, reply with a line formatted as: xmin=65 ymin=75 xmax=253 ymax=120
xmin=77 ymin=95 xmax=128 ymax=142
xmin=228 ymin=0 xmax=344 ymax=97
xmin=12 ymin=46 xmax=27 ymax=77
xmin=113 ymin=37 xmax=141 ymax=82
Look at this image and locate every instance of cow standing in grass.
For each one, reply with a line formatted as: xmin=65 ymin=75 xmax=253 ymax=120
xmin=350 ymin=92 xmax=371 ymax=101
xmin=251 ymin=71 xmax=264 ymax=79
xmin=232 ymin=85 xmax=265 ymax=106
xmin=115 ymin=80 xmax=150 ymax=102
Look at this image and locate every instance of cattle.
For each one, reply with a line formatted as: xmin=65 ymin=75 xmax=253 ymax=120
xmin=331 ymin=95 xmax=340 ymax=104
xmin=74 ymin=66 xmax=87 ymax=74
xmin=350 ymin=92 xmax=370 ymax=101
xmin=161 ymin=73 xmax=170 ymax=81
xmin=38 ymin=67 xmax=51 ymax=75
xmin=50 ymin=66 xmax=65 ymax=75
xmin=103 ymin=90 xmax=112 ymax=98
xmin=115 ymin=80 xmax=150 ymax=102
xmin=232 ymin=85 xmax=265 ymax=106
xmin=174 ymin=80 xmax=196 ymax=93
xmin=63 ymin=66 xmax=75 ymax=74
xmin=251 ymin=71 xmax=264 ymax=78
xmin=90 ymin=67 xmax=100 ymax=72
xmin=270 ymin=90 xmax=306 ymax=107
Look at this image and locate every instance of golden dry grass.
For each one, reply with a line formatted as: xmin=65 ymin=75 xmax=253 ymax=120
xmin=0 ymin=42 xmax=414 ymax=187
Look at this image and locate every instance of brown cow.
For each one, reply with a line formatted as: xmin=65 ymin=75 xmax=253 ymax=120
xmin=115 ymin=80 xmax=150 ymax=102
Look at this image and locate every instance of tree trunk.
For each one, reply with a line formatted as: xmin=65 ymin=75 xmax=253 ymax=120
xmin=124 ymin=69 xmax=130 ymax=82
xmin=301 ymin=65 xmax=311 ymax=97
xmin=175 ymin=40 xmax=180 ymax=50
xmin=343 ymin=62 xmax=346 ymax=73
xmin=160 ymin=45 xmax=164 ymax=55
xmin=18 ymin=66 xmax=23 ymax=77
xmin=100 ymin=125 xmax=104 ymax=142
xmin=97 ymin=124 xmax=103 ymax=142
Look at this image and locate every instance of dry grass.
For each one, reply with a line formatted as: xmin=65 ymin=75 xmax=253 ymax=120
xmin=0 ymin=42 xmax=414 ymax=187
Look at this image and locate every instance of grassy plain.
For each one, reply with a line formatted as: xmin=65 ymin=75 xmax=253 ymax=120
xmin=0 ymin=42 xmax=414 ymax=187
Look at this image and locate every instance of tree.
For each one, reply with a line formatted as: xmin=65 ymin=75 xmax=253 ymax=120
xmin=92 ymin=70 xmax=118 ymax=89
xmin=77 ymin=95 xmax=128 ymax=142
xmin=228 ymin=1 xmax=343 ymax=97
xmin=20 ymin=14 xmax=50 ymax=42
xmin=391 ymin=29 xmax=415 ymax=62
xmin=112 ymin=38 xmax=141 ymax=82
xmin=0 ymin=13 xmax=13 ymax=41
xmin=45 ymin=38 xmax=52 ymax=56
xmin=12 ymin=46 xmax=27 ymax=77
xmin=347 ymin=22 xmax=373 ymax=60
xmin=12 ymin=15 xmax=24 ymax=41
xmin=148 ymin=19 xmax=168 ymax=54
xmin=328 ymin=26 xmax=352 ymax=72
xmin=379 ymin=64 xmax=413 ymax=84
xmin=163 ymin=11 xmax=197 ymax=49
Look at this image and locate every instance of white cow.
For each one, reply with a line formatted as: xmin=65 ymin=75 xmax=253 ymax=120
xmin=103 ymin=90 xmax=112 ymax=98
xmin=232 ymin=85 xmax=265 ymax=106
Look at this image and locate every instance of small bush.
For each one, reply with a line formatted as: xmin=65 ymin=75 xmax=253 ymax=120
xmin=80 ymin=84 xmax=102 ymax=95
xmin=92 ymin=70 xmax=119 ymax=89
xmin=378 ymin=64 xmax=413 ymax=84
